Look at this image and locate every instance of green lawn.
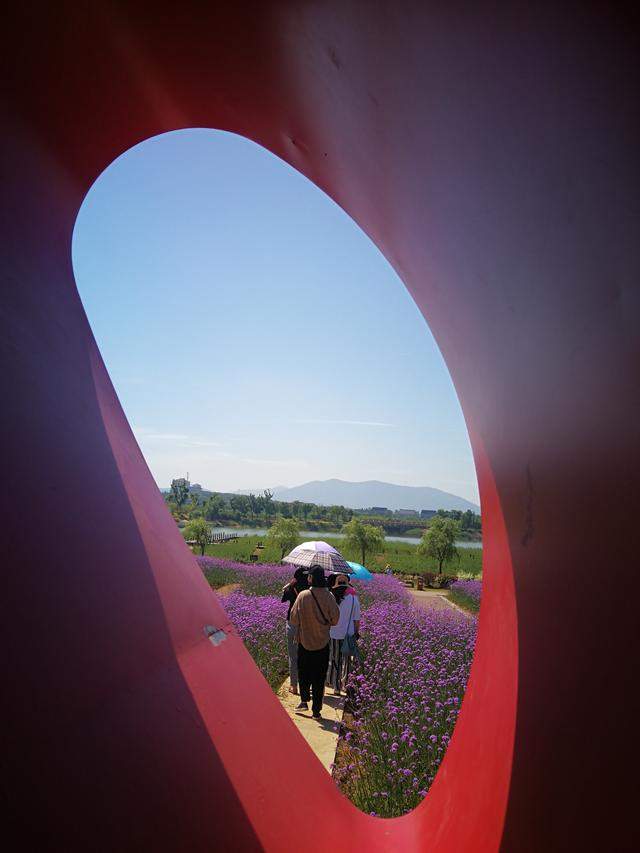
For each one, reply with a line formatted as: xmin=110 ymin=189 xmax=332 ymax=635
xmin=201 ymin=533 xmax=482 ymax=577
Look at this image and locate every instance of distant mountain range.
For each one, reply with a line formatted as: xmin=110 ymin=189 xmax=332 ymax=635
xmin=237 ymin=479 xmax=479 ymax=513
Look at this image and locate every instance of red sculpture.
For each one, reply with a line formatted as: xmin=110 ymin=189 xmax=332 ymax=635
xmin=1 ymin=3 xmax=636 ymax=850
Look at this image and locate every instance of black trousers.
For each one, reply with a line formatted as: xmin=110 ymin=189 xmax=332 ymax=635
xmin=297 ymin=642 xmax=330 ymax=714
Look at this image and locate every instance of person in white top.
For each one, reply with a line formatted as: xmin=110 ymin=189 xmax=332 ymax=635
xmin=326 ymin=573 xmax=361 ymax=695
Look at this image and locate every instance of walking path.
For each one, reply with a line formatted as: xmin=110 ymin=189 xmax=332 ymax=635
xmin=409 ymin=588 xmax=471 ymax=617
xmin=409 ymin=588 xmax=454 ymax=612
xmin=276 ymin=678 xmax=345 ymax=772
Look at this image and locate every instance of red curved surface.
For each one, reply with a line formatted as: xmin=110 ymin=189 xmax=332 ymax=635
xmin=1 ymin=3 xmax=637 ymax=851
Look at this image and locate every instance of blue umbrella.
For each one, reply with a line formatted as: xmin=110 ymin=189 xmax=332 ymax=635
xmin=346 ymin=561 xmax=374 ymax=581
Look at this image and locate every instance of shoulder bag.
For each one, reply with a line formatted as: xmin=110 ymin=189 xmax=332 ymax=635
xmin=310 ymin=589 xmax=329 ymax=625
xmin=341 ymin=596 xmax=360 ymax=659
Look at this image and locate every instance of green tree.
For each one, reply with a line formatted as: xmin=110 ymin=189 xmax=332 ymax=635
xmin=329 ymin=504 xmax=347 ymax=526
xmin=309 ymin=503 xmax=325 ymax=520
xmin=461 ymin=509 xmax=481 ymax=531
xmin=184 ymin=517 xmax=211 ymax=556
xmin=460 ymin=509 xmax=481 ymax=531
xmin=230 ymin=494 xmax=251 ymax=516
xmin=342 ymin=517 xmax=385 ymax=566
xmin=170 ymin=478 xmax=190 ymax=510
xmin=247 ymin=493 xmax=260 ymax=520
xmin=262 ymin=489 xmax=275 ymax=525
xmin=266 ymin=516 xmax=300 ymax=559
xmin=278 ymin=501 xmax=293 ymax=518
xmin=204 ymin=493 xmax=226 ymax=521
xmin=417 ymin=517 xmax=460 ymax=574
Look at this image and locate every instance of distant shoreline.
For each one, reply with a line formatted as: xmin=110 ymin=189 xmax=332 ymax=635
xmin=180 ymin=521 xmax=482 ymax=549
xmin=206 ymin=519 xmax=481 ymax=542
xmin=194 ymin=531 xmax=484 ymax=575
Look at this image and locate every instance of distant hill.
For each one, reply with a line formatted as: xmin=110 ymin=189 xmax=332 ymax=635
xmin=239 ymin=479 xmax=479 ymax=513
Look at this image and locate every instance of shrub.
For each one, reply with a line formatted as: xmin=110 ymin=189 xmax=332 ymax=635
xmin=428 ymin=574 xmax=457 ymax=589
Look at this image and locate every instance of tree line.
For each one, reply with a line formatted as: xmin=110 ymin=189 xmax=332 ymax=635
xmin=185 ymin=502 xmax=467 ymax=576
xmin=168 ymin=479 xmax=355 ymax=527
xmin=167 ymin=478 xmax=481 ymax=535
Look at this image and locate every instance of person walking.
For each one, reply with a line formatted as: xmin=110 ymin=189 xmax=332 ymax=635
xmin=326 ymin=574 xmax=361 ymax=696
xmin=281 ymin=567 xmax=309 ymax=695
xmin=289 ymin=565 xmax=340 ymax=720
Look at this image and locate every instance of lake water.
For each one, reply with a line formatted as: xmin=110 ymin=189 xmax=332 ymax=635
xmin=210 ymin=526 xmax=482 ymax=548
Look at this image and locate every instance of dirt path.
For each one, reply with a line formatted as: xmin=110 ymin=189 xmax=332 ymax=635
xmin=409 ymin=588 xmax=469 ymax=616
xmin=214 ymin=583 xmax=240 ymax=596
xmin=276 ymin=677 xmax=345 ymax=773
xmin=216 ymin=581 xmax=344 ymax=770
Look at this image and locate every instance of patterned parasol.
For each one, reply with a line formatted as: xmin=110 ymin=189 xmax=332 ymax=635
xmin=282 ymin=540 xmax=353 ymax=573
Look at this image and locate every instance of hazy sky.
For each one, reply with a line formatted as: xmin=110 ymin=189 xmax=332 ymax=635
xmin=72 ymin=129 xmax=479 ymax=503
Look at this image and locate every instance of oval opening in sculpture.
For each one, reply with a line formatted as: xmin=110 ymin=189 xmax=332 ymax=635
xmin=72 ymin=128 xmax=482 ymax=819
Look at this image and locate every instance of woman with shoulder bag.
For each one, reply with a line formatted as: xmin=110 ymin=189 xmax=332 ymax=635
xmin=326 ymin=573 xmax=361 ymax=696
xmin=289 ymin=565 xmax=340 ymax=719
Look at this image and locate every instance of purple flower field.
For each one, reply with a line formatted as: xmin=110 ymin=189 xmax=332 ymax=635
xmin=353 ymin=573 xmax=412 ymax=610
xmin=197 ymin=556 xmax=292 ymax=596
xmin=221 ymin=589 xmax=289 ymax=689
xmin=335 ymin=601 xmax=476 ymax=817
xmin=197 ymin=556 xmax=477 ymax=817
xmin=449 ymin=579 xmax=483 ymax=612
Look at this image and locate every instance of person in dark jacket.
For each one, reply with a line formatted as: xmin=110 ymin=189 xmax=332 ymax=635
xmin=281 ymin=567 xmax=309 ymax=694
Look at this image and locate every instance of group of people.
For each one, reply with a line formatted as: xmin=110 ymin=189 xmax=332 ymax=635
xmin=281 ymin=565 xmax=361 ymax=720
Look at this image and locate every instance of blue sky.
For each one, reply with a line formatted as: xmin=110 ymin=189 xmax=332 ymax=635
xmin=72 ymin=129 xmax=479 ymax=503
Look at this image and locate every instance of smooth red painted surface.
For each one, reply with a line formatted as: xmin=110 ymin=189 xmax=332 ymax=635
xmin=1 ymin=3 xmax=637 ymax=851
